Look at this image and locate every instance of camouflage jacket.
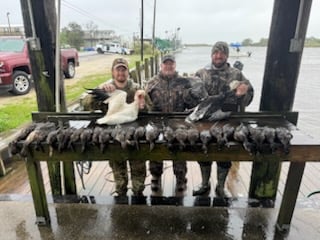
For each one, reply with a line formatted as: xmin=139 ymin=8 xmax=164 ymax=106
xmin=196 ymin=63 xmax=254 ymax=111
xmin=145 ymin=72 xmax=203 ymax=112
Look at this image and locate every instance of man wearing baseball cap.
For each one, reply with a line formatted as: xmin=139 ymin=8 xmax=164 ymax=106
xmin=82 ymin=57 xmax=150 ymax=197
xmin=145 ymin=54 xmax=204 ymax=193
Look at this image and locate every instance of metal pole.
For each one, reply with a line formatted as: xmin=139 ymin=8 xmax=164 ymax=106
xmin=55 ymin=0 xmax=61 ymax=113
xmin=140 ymin=0 xmax=144 ymax=61
xmin=152 ymin=0 xmax=157 ymax=55
xmin=6 ymin=12 xmax=11 ymax=33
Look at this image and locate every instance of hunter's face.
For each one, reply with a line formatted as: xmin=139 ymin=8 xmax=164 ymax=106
xmin=161 ymin=60 xmax=176 ymax=77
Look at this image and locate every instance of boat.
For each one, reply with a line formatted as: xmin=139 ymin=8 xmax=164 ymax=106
xmin=229 ymin=42 xmax=252 ymax=57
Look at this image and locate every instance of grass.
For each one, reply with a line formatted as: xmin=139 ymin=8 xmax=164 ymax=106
xmin=0 ymin=54 xmax=152 ymax=134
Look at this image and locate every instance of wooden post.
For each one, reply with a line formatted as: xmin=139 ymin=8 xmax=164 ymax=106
xmin=155 ymin=54 xmax=159 ymax=74
xmin=250 ymin=0 xmax=313 ymax=202
xmin=144 ymin=58 xmax=150 ymax=80
xmin=150 ymin=57 xmax=154 ymax=77
xmin=26 ymin=157 xmax=50 ymax=225
xmin=136 ymin=61 xmax=141 ymax=86
xmin=20 ymin=0 xmax=76 ymax=196
xmin=130 ymin=69 xmax=138 ymax=83
xmin=276 ymin=162 xmax=305 ymax=232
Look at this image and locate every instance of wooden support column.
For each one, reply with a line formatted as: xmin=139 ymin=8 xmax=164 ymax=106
xmin=20 ymin=0 xmax=76 ymax=196
xmin=150 ymin=57 xmax=154 ymax=77
xmin=26 ymin=158 xmax=50 ymax=225
xmin=276 ymin=162 xmax=305 ymax=233
xmin=144 ymin=58 xmax=150 ymax=80
xmin=250 ymin=0 xmax=313 ymax=202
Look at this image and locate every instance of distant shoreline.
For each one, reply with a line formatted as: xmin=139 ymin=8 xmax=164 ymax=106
xmin=184 ymin=44 xmax=320 ymax=47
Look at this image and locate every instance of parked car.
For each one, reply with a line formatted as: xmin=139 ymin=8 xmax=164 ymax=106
xmin=0 ymin=36 xmax=79 ymax=95
xmin=96 ymin=42 xmax=133 ymax=55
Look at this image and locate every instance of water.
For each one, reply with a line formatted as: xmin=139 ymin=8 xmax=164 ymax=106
xmin=174 ymin=46 xmax=320 ymax=138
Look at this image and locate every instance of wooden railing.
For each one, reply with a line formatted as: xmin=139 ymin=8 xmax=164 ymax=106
xmin=15 ymin=111 xmax=320 ymax=234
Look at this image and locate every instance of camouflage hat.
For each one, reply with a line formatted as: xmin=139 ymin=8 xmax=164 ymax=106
xmin=162 ymin=54 xmax=175 ymax=63
xmin=112 ymin=58 xmax=128 ymax=70
xmin=211 ymin=41 xmax=229 ymax=57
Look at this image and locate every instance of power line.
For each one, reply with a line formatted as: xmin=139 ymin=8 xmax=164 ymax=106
xmin=61 ymin=0 xmax=135 ymax=34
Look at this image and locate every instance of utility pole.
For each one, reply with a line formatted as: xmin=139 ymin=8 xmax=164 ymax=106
xmin=152 ymin=0 xmax=157 ymax=55
xmin=140 ymin=0 xmax=144 ymax=61
xmin=6 ymin=12 xmax=11 ymax=33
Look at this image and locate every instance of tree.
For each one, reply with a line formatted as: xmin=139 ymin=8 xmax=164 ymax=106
xmin=242 ymin=38 xmax=253 ymax=46
xmin=61 ymin=22 xmax=84 ymax=50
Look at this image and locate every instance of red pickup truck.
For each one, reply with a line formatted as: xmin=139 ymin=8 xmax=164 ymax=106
xmin=0 ymin=36 xmax=79 ymax=95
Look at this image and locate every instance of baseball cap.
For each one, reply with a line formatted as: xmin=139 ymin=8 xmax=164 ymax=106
xmin=161 ymin=54 xmax=175 ymax=63
xmin=112 ymin=58 xmax=128 ymax=69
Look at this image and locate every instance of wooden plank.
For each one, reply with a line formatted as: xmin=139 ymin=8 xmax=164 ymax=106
xmin=22 ymin=142 xmax=320 ymax=163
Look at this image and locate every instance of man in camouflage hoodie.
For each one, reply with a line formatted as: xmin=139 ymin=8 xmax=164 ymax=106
xmin=192 ymin=41 xmax=254 ymax=197
xmin=146 ymin=54 xmax=204 ymax=192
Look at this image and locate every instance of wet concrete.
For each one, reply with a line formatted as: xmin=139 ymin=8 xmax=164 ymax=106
xmin=0 ymin=200 xmax=319 ymax=240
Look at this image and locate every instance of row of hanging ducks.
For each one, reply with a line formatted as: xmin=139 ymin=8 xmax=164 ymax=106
xmin=10 ymin=121 xmax=293 ymax=157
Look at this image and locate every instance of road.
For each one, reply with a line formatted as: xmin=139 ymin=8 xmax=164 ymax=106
xmin=0 ymin=52 xmax=122 ymax=105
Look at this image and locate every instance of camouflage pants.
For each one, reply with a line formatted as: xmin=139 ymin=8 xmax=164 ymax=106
xmin=149 ymin=161 xmax=187 ymax=180
xmin=109 ymin=159 xmax=146 ymax=195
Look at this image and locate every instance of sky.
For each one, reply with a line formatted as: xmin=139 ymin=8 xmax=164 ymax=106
xmin=1 ymin=0 xmax=320 ymax=44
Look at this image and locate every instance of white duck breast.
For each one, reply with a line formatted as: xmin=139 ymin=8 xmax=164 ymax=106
xmin=96 ymin=89 xmax=145 ymax=125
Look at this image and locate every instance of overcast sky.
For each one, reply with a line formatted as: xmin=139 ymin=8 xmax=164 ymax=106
xmin=1 ymin=0 xmax=320 ymax=44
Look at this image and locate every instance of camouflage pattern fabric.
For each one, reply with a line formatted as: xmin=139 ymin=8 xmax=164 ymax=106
xmin=146 ymin=72 xmax=204 ymax=181
xmin=195 ymin=63 xmax=254 ymax=110
xmin=146 ymin=72 xmax=203 ymax=112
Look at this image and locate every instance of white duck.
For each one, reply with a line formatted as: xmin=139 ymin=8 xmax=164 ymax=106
xmin=95 ymin=89 xmax=146 ymax=125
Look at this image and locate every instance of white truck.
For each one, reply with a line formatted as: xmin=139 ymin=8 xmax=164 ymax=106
xmin=96 ymin=42 xmax=133 ymax=55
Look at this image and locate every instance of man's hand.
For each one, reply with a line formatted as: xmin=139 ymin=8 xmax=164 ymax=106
xmin=101 ymin=83 xmax=116 ymax=92
xmin=235 ymin=83 xmax=249 ymax=97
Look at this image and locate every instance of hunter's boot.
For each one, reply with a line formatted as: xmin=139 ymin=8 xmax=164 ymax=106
xmin=215 ymin=166 xmax=229 ymax=197
xmin=192 ymin=165 xmax=211 ymax=196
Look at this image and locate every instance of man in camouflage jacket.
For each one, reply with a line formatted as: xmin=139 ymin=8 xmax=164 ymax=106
xmin=146 ymin=54 xmax=204 ymax=192
xmin=193 ymin=41 xmax=254 ymax=197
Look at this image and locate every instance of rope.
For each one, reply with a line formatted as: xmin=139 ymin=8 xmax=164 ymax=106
xmin=76 ymin=161 xmax=92 ymax=189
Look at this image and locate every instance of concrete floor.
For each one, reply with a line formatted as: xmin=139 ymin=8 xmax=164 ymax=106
xmin=0 ymin=200 xmax=320 ymax=240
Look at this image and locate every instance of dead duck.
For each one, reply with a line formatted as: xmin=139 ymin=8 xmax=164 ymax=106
xmin=92 ymin=126 xmax=103 ymax=146
xmin=233 ymin=123 xmax=252 ymax=153
xmin=222 ymin=123 xmax=235 ymax=148
xmin=275 ymin=127 xmax=293 ymax=154
xmin=125 ymin=126 xmax=137 ymax=147
xmin=175 ymin=127 xmax=188 ymax=150
xmin=133 ymin=126 xmax=145 ymax=150
xmin=80 ymin=128 xmax=93 ymax=152
xmin=98 ymin=128 xmax=112 ymax=153
xmin=163 ymin=125 xmax=175 ymax=149
xmin=209 ymin=124 xmax=224 ymax=150
xmin=262 ymin=126 xmax=276 ymax=153
xmin=200 ymin=130 xmax=212 ymax=154
xmin=57 ymin=127 xmax=75 ymax=153
xmin=20 ymin=122 xmax=56 ymax=157
xmin=145 ymin=122 xmax=160 ymax=151
xmin=87 ymin=89 xmax=146 ymax=125
xmin=68 ymin=127 xmax=85 ymax=151
xmin=187 ymin=128 xmax=199 ymax=147
xmin=185 ymin=82 xmax=239 ymax=123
